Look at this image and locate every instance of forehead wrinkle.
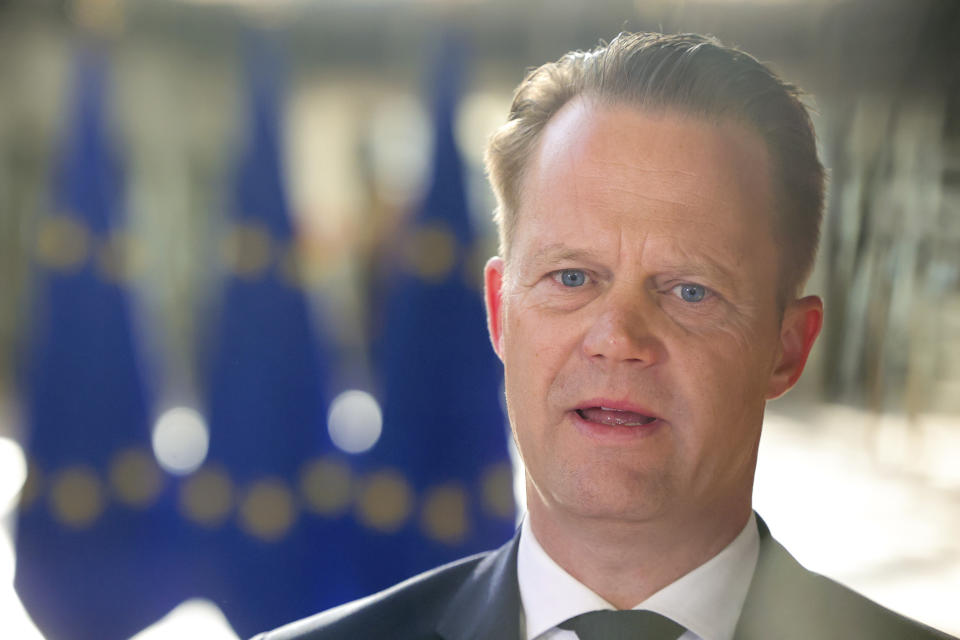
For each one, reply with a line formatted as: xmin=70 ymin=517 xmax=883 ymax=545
xmin=612 ymin=188 xmax=717 ymax=213
xmin=583 ymin=158 xmax=700 ymax=182
xmin=578 ymin=168 xmax=720 ymax=214
xmin=569 ymin=181 xmax=726 ymax=233
xmin=618 ymin=223 xmax=644 ymax=277
xmin=616 ymin=205 xmax=728 ymax=240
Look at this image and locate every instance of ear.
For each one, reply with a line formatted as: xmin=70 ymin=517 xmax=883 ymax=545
xmin=484 ymin=256 xmax=506 ymax=361
xmin=766 ymin=295 xmax=823 ymax=399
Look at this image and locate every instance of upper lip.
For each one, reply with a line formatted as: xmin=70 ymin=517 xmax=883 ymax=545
xmin=572 ymin=398 xmax=661 ymax=420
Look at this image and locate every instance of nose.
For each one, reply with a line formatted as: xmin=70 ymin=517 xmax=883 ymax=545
xmin=581 ymin=291 xmax=664 ymax=366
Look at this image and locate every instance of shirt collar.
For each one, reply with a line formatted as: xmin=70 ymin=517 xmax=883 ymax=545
xmin=517 ymin=513 xmax=760 ymax=640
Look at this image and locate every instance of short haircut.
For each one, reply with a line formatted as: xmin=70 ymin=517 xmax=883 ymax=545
xmin=484 ymin=32 xmax=825 ymax=300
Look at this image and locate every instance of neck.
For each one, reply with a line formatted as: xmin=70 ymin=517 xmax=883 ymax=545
xmin=526 ymin=491 xmax=752 ymax=609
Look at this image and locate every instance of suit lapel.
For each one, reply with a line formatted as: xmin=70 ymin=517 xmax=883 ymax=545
xmin=734 ymin=515 xmax=820 ymax=640
xmin=435 ymin=529 xmax=523 ymax=640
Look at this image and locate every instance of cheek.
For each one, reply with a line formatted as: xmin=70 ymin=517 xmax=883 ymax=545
xmin=500 ymin=314 xmax=551 ymax=420
xmin=501 ymin=305 xmax=589 ymax=441
xmin=672 ymin=339 xmax=767 ymax=486
xmin=671 ymin=333 xmax=773 ymax=427
xmin=504 ymin=302 xmax=581 ymax=371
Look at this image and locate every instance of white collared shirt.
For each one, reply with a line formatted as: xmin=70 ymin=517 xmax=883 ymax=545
xmin=517 ymin=513 xmax=760 ymax=640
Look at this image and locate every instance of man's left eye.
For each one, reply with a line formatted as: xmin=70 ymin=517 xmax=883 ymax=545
xmin=553 ymin=269 xmax=589 ymax=287
xmin=672 ymin=283 xmax=707 ymax=302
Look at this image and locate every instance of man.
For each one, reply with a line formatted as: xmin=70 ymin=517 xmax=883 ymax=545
xmin=254 ymin=32 xmax=955 ymax=640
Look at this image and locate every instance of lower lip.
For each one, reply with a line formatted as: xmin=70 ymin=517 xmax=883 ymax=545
xmin=569 ymin=410 xmax=665 ymax=443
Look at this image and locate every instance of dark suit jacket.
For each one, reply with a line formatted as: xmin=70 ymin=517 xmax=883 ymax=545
xmin=252 ymin=516 xmax=955 ymax=640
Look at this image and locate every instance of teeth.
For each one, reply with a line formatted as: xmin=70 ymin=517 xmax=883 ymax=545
xmin=577 ymin=407 xmax=657 ymax=427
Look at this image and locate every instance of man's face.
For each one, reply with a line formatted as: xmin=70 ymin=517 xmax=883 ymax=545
xmin=484 ymin=99 xmax=821 ymax=528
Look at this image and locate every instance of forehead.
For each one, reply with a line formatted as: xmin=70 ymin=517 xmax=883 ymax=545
xmin=513 ymin=99 xmax=778 ymax=267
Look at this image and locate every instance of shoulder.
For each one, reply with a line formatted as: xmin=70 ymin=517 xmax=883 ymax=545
xmin=772 ymin=561 xmax=952 ymax=639
xmin=739 ymin=518 xmax=956 ymax=640
xmin=250 ymin=552 xmax=489 ymax=640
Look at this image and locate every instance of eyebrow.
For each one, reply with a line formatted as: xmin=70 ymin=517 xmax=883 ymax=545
xmin=523 ymin=244 xmax=604 ymax=268
xmin=657 ymin=255 xmax=738 ymax=283
xmin=513 ymin=245 xmax=607 ymax=278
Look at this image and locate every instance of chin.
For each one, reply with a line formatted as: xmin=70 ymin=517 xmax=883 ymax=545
xmin=541 ymin=470 xmax=675 ymax=523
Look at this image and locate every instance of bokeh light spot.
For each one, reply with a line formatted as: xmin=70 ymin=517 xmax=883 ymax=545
xmin=152 ymin=406 xmax=209 ymax=475
xmin=300 ymin=456 xmax=353 ymax=516
xmin=179 ymin=465 xmax=233 ymax=528
xmin=405 ymin=224 xmax=456 ymax=282
xmin=49 ymin=465 xmax=105 ymax=528
xmin=109 ymin=447 xmax=163 ymax=508
xmin=356 ymin=469 xmax=412 ymax=533
xmin=421 ymin=483 xmax=469 ymax=544
xmin=327 ymin=390 xmax=383 ymax=454
xmin=238 ymin=478 xmax=297 ymax=542
xmin=35 ymin=214 xmax=89 ymax=272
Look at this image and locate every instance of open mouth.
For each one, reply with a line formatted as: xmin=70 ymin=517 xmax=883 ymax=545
xmin=575 ymin=406 xmax=658 ymax=427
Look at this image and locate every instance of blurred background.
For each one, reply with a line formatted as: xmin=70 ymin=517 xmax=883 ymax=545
xmin=0 ymin=0 xmax=957 ymax=638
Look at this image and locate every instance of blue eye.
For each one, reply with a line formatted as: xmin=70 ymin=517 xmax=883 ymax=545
xmin=676 ymin=283 xmax=706 ymax=302
xmin=557 ymin=269 xmax=587 ymax=287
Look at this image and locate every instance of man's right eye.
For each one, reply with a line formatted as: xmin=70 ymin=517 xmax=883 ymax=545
xmin=552 ymin=269 xmax=589 ymax=287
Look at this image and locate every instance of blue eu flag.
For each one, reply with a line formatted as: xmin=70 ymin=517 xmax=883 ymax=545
xmin=362 ymin=33 xmax=517 ymax=590
xmin=14 ymin=44 xmax=183 ymax=640
xmin=189 ymin=41 xmax=358 ymax=637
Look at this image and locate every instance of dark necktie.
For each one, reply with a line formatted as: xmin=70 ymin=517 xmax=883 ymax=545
xmin=558 ymin=609 xmax=686 ymax=640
